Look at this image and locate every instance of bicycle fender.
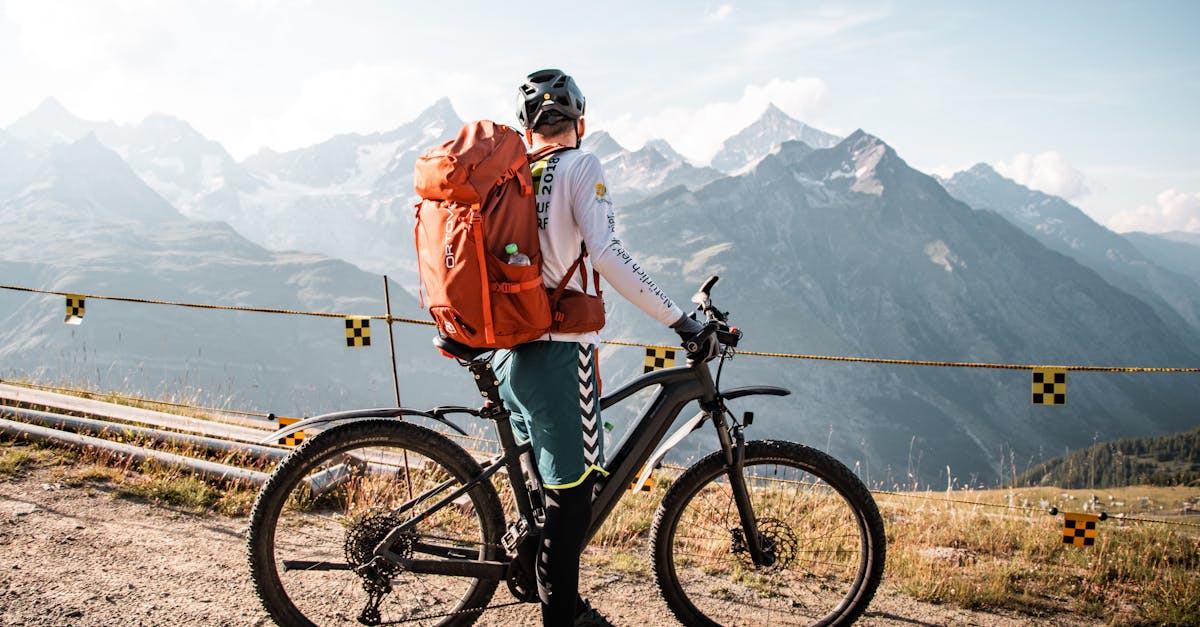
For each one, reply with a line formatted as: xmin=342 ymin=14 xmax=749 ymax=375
xmin=632 ymin=410 xmax=706 ymax=492
xmin=259 ymin=407 xmax=457 ymax=445
xmin=721 ymin=386 xmax=790 ymax=400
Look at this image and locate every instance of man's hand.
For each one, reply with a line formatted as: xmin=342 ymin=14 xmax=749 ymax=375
xmin=671 ymin=313 xmax=719 ymax=362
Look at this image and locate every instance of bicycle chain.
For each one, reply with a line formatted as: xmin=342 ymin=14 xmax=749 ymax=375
xmin=372 ymin=598 xmax=528 ymax=624
xmin=354 ymin=528 xmax=525 ymax=624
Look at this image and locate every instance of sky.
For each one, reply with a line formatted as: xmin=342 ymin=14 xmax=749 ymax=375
xmin=1 ymin=0 xmax=1198 ymax=234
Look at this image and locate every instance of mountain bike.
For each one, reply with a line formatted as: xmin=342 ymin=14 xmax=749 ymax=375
xmin=247 ymin=276 xmax=886 ymax=626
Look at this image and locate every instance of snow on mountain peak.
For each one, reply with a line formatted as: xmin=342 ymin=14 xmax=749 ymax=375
xmin=821 ymin=130 xmax=890 ymax=195
xmin=581 ymin=130 xmax=625 ymax=160
xmin=710 ymin=103 xmax=841 ymax=173
xmin=7 ymin=97 xmax=94 ymax=148
xmin=644 ymin=138 xmax=684 ymax=162
xmin=411 ymin=98 xmax=461 ymax=133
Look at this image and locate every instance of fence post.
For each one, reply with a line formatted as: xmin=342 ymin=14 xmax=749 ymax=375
xmin=383 ymin=275 xmax=403 ymax=409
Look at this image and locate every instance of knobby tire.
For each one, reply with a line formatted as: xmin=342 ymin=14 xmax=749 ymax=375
xmin=651 ymin=440 xmax=886 ymax=626
xmin=246 ymin=419 xmax=506 ymax=626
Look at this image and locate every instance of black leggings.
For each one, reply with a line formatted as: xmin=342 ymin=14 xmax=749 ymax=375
xmin=538 ymin=475 xmax=595 ymax=626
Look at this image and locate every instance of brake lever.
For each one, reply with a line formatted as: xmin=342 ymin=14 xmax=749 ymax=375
xmin=682 ymin=322 xmax=719 ymax=354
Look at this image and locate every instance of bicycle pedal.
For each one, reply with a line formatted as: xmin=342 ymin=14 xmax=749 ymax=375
xmin=502 ymin=518 xmax=529 ymax=554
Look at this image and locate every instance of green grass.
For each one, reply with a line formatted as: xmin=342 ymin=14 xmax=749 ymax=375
xmin=0 ymin=444 xmax=61 ymax=478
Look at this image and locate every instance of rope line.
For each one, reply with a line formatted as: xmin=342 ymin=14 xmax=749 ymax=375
xmin=4 ymin=283 xmax=1197 ymax=373
xmin=4 ymin=374 xmax=1198 ymax=530
xmin=601 ymin=340 xmax=1200 ymax=373
xmin=0 ymin=284 xmax=435 ymax=326
xmin=873 ymin=488 xmax=1052 ymax=514
xmin=871 ymin=489 xmax=1200 ymax=529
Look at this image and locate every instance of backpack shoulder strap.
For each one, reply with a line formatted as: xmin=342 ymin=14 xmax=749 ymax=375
xmin=548 ymin=243 xmax=601 ymax=306
xmin=527 ymin=143 xmax=575 ymax=164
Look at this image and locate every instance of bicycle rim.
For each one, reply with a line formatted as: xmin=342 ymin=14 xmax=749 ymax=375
xmin=248 ymin=420 xmax=505 ymax=626
xmin=653 ymin=440 xmax=884 ymax=626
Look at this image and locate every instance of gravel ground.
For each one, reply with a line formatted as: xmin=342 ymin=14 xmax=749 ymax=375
xmin=0 ymin=464 xmax=1094 ymax=626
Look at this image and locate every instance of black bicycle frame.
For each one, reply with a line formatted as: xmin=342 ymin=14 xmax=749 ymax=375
xmin=271 ymin=349 xmax=789 ymax=579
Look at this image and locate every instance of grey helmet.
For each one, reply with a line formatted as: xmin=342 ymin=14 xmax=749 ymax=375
xmin=516 ymin=69 xmax=586 ymax=130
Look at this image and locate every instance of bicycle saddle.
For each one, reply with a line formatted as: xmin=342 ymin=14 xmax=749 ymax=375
xmin=433 ymin=334 xmax=493 ymax=362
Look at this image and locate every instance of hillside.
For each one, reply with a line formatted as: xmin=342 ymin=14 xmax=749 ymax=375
xmin=1018 ymin=426 xmax=1200 ymax=488
xmin=0 ymin=132 xmax=475 ymax=419
xmin=601 ymin=131 xmax=1200 ymax=485
xmin=5 ymin=99 xmax=1199 ymax=485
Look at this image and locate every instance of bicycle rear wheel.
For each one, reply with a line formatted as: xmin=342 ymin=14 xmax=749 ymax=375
xmin=651 ymin=440 xmax=885 ymax=626
xmin=247 ymin=419 xmax=506 ymax=626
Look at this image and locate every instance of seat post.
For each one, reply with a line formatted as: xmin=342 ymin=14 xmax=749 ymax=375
xmin=467 ymin=359 xmax=522 ymax=452
xmin=466 ymin=359 xmax=541 ymax=536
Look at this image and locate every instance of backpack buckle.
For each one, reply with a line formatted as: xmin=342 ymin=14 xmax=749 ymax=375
xmin=467 ymin=204 xmax=482 ymax=224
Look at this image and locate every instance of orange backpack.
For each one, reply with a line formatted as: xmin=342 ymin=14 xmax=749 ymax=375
xmin=415 ymin=120 xmax=595 ymax=349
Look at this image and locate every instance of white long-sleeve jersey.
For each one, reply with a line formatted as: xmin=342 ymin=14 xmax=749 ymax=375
xmin=531 ymin=147 xmax=684 ymax=344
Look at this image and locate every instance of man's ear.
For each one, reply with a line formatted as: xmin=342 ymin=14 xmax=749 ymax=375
xmin=577 ymin=118 xmax=586 ymax=141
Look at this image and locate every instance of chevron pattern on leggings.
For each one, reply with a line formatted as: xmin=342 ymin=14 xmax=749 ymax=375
xmin=578 ymin=343 xmax=600 ymax=466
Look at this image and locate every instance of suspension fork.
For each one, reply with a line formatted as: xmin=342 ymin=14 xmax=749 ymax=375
xmin=710 ymin=405 xmax=770 ymax=567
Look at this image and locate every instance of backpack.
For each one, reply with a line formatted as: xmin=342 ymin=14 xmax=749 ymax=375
xmin=413 ymin=120 xmax=603 ymax=349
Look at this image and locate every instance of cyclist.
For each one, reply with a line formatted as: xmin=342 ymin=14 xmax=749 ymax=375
xmin=502 ymin=68 xmax=714 ymax=626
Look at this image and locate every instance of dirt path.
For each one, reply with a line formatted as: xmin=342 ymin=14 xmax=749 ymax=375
xmin=0 ymin=465 xmax=1088 ymax=626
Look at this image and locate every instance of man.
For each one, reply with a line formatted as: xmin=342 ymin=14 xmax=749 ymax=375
xmin=498 ymin=69 xmax=712 ymax=627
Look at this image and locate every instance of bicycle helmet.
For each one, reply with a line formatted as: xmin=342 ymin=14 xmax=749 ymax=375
xmin=516 ymin=69 xmax=586 ymax=130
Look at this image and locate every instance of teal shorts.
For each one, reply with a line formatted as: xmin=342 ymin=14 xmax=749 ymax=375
xmin=495 ymin=341 xmax=606 ymax=489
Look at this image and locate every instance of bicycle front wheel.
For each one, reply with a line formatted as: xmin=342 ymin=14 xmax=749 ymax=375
xmin=247 ymin=419 xmax=506 ymax=626
xmin=651 ymin=440 xmax=885 ymax=626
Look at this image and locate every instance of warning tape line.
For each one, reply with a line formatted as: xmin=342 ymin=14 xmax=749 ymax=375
xmin=600 ymin=341 xmax=1200 ymax=373
xmin=5 ymin=373 xmax=1198 ymax=530
xmin=0 ymin=285 xmax=434 ymax=327
xmin=4 ymin=284 xmax=1197 ymax=373
xmin=871 ymin=489 xmax=1200 ymax=529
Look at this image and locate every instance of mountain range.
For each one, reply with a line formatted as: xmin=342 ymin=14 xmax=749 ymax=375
xmin=0 ymin=125 xmax=476 ymax=420
xmin=2 ymin=97 xmax=1197 ymax=485
xmin=601 ymin=131 xmax=1198 ymax=485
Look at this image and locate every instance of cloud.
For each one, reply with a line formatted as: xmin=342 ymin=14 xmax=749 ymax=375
xmin=705 ymin=4 xmax=734 ymax=22
xmin=597 ymin=77 xmax=830 ymax=165
xmin=739 ymin=8 xmax=889 ymax=62
xmin=994 ymin=151 xmax=1090 ymax=201
xmin=5 ymin=0 xmax=184 ymax=72
xmin=1107 ymin=189 xmax=1200 ymax=234
xmin=250 ymin=63 xmax=508 ymax=155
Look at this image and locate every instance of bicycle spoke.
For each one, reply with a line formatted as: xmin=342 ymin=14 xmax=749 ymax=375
xmin=653 ymin=441 xmax=884 ymax=626
xmin=248 ymin=420 xmax=505 ymax=626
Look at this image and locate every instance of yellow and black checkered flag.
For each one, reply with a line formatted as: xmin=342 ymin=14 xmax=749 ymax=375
xmin=345 ymin=316 xmax=371 ymax=347
xmin=1032 ymin=367 xmax=1066 ymax=405
xmin=276 ymin=415 xmax=305 ymax=447
xmin=630 ymin=463 xmax=653 ymax=492
xmin=644 ymin=347 xmax=676 ymax=373
xmin=1062 ymin=512 xmax=1100 ymax=547
xmin=64 ymin=294 xmax=85 ymax=325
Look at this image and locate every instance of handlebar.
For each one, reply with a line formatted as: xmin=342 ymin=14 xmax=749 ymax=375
xmin=682 ymin=275 xmax=741 ymax=357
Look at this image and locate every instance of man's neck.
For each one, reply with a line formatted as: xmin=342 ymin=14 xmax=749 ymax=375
xmin=530 ymin=134 xmax=574 ymax=150
xmin=529 ymin=122 xmax=581 ymax=150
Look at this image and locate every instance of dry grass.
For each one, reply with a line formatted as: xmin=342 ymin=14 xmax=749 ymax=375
xmin=3 ymin=385 xmax=1197 ymax=626
xmin=876 ymin=486 xmax=1200 ymax=626
xmin=581 ymin=471 xmax=1200 ymax=625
